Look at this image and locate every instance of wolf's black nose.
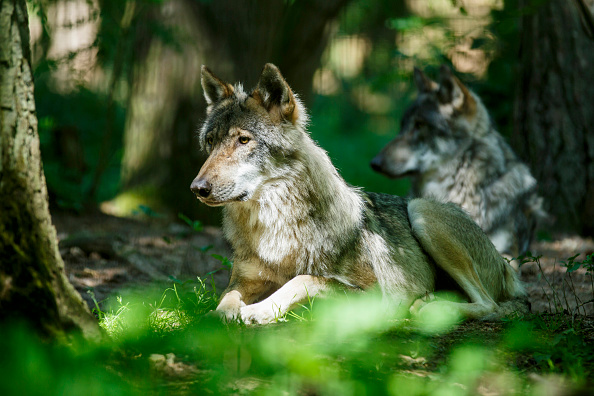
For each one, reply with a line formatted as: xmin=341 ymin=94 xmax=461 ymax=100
xmin=191 ymin=179 xmax=212 ymax=198
xmin=370 ymin=156 xmax=383 ymax=172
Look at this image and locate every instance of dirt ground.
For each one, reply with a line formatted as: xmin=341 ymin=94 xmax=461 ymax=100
xmin=53 ymin=210 xmax=594 ymax=316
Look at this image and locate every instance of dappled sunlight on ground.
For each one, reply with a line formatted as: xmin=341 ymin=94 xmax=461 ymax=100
xmin=54 ymin=210 xmax=231 ymax=308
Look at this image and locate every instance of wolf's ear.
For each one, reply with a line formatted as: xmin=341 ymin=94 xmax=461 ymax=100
xmin=252 ymin=63 xmax=303 ymax=125
xmin=414 ymin=67 xmax=436 ymax=92
xmin=201 ymin=66 xmax=234 ymax=106
xmin=437 ymin=65 xmax=475 ymax=113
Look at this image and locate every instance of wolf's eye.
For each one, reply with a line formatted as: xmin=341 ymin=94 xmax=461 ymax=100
xmin=414 ymin=120 xmax=426 ymax=129
xmin=206 ymin=137 xmax=213 ymax=146
xmin=238 ymin=136 xmax=250 ymax=144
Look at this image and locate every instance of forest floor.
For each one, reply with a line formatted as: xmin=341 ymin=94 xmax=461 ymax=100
xmin=52 ymin=210 xmax=594 ymax=394
xmin=53 ymin=210 xmax=594 ymax=317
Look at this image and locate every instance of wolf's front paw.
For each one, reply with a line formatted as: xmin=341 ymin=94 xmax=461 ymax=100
xmin=409 ymin=293 xmax=435 ymax=316
xmin=240 ymin=303 xmax=283 ymax=325
xmin=215 ymin=302 xmax=246 ymax=323
xmin=207 ymin=308 xmax=236 ymax=323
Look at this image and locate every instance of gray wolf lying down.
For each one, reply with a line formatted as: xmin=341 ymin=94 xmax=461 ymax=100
xmin=190 ymin=63 xmax=524 ymax=325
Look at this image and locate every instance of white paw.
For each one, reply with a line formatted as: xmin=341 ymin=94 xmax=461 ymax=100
xmin=216 ymin=300 xmax=246 ymax=323
xmin=240 ymin=303 xmax=283 ymax=325
xmin=409 ymin=293 xmax=435 ymax=316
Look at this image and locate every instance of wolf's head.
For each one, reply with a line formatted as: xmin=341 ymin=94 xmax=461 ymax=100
xmin=370 ymin=65 xmax=484 ymax=179
xmin=190 ymin=64 xmax=308 ymax=206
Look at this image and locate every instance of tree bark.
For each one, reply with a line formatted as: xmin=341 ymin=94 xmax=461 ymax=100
xmin=0 ymin=0 xmax=100 ymax=339
xmin=120 ymin=0 xmax=349 ymax=222
xmin=513 ymin=0 xmax=594 ymax=235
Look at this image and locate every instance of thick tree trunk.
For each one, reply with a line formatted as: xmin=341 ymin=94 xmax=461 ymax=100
xmin=0 ymin=0 xmax=100 ymax=339
xmin=120 ymin=0 xmax=348 ymax=222
xmin=513 ymin=0 xmax=594 ymax=235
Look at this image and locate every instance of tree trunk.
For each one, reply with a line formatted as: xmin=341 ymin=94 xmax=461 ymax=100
xmin=190 ymin=0 xmax=349 ymax=101
xmin=0 ymin=0 xmax=100 ymax=339
xmin=120 ymin=0 xmax=349 ymax=222
xmin=513 ymin=0 xmax=594 ymax=235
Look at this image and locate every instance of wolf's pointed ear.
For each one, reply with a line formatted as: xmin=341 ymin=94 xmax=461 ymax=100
xmin=252 ymin=63 xmax=302 ymax=125
xmin=414 ymin=67 xmax=436 ymax=92
xmin=437 ymin=65 xmax=476 ymax=113
xmin=201 ymin=66 xmax=234 ymax=106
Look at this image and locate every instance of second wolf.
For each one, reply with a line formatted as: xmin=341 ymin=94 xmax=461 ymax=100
xmin=371 ymin=66 xmax=546 ymax=260
xmin=190 ymin=63 xmax=524 ymax=325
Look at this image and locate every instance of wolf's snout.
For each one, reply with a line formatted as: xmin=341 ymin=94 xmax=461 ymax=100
xmin=370 ymin=155 xmax=383 ymax=172
xmin=191 ymin=178 xmax=212 ymax=198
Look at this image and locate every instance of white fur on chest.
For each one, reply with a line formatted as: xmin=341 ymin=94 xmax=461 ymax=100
xmin=252 ymin=190 xmax=302 ymax=265
xmin=225 ymin=197 xmax=299 ymax=264
xmin=224 ymin=177 xmax=363 ymax=275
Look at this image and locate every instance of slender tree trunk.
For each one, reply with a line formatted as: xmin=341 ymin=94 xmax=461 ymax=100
xmin=120 ymin=0 xmax=349 ymax=222
xmin=0 ymin=0 xmax=100 ymax=339
xmin=513 ymin=0 xmax=594 ymax=235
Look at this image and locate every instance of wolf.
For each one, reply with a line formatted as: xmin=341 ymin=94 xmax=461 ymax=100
xmin=190 ymin=63 xmax=524 ymax=325
xmin=370 ymin=65 xmax=546 ymax=261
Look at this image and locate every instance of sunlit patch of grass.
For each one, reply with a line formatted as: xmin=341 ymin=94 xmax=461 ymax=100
xmin=95 ymin=275 xmax=219 ymax=341
xmin=94 ymin=294 xmax=132 ymax=339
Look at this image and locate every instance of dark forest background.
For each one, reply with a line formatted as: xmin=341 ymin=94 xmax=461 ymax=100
xmin=29 ymin=0 xmax=594 ymax=236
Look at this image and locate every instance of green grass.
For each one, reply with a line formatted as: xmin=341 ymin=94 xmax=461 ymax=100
xmin=1 ymin=255 xmax=594 ymax=395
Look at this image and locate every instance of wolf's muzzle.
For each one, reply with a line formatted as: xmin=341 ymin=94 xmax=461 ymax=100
xmin=190 ymin=178 xmax=212 ymax=198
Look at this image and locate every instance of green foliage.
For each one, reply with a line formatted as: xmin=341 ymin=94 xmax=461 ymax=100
xmin=1 ymin=287 xmax=591 ymax=395
xmin=210 ymin=254 xmax=233 ymax=271
xmin=35 ymin=76 xmax=126 ymax=210
xmin=178 ymin=212 xmax=203 ymax=232
xmin=30 ymin=0 xmax=174 ymax=211
xmin=309 ymin=94 xmax=411 ymax=197
xmin=561 ymin=253 xmax=594 ymax=274
xmin=196 ymin=244 xmax=214 ymax=253
xmin=3 ymin=253 xmax=594 ymax=395
xmin=0 ymin=322 xmax=135 ymax=396
xmin=132 ymin=204 xmax=163 ymax=218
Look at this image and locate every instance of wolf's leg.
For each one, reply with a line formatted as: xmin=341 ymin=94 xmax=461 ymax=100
xmin=408 ymin=199 xmax=499 ymax=319
xmin=216 ymin=282 xmax=273 ymax=322
xmin=216 ymin=259 xmax=278 ymax=322
xmin=240 ymin=275 xmax=331 ymax=325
